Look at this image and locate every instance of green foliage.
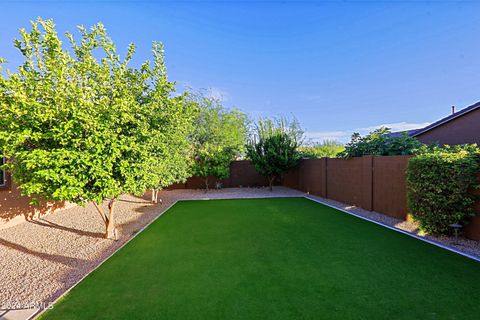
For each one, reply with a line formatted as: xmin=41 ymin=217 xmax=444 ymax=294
xmin=246 ymin=117 xmax=302 ymax=189
xmin=406 ymin=144 xmax=480 ymax=234
xmin=190 ymin=93 xmax=247 ymax=189
xmin=339 ymin=127 xmax=422 ymax=158
xmin=141 ymin=63 xmax=197 ymax=191
xmin=0 ymin=18 xmax=195 ymax=206
xmin=299 ymin=140 xmax=344 ymax=158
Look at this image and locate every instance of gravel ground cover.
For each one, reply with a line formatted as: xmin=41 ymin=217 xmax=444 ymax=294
xmin=0 ymin=187 xmax=303 ymax=310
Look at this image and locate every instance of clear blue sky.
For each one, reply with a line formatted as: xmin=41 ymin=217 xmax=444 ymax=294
xmin=2 ymin=1 xmax=480 ymax=142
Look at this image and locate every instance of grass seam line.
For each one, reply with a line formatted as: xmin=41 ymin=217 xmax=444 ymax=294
xmin=304 ymin=195 xmax=480 ymax=263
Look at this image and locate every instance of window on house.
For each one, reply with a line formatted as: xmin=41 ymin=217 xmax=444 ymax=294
xmin=0 ymin=157 xmax=5 ymax=186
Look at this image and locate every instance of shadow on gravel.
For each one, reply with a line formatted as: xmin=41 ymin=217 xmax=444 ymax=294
xmin=29 ymin=219 xmax=104 ymax=239
xmin=0 ymin=238 xmax=88 ymax=267
xmin=117 ymin=198 xmax=151 ymax=204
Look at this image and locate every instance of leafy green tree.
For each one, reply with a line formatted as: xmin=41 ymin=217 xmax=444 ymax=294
xmin=246 ymin=117 xmax=303 ymax=191
xmin=339 ymin=127 xmax=422 ymax=158
xmin=299 ymin=140 xmax=344 ymax=158
xmin=190 ymin=93 xmax=247 ymax=191
xmin=146 ymin=92 xmax=197 ymax=203
xmin=139 ymin=52 xmax=197 ymax=203
xmin=0 ymin=19 xmax=194 ymax=238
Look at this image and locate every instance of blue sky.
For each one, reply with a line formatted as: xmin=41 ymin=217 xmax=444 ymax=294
xmin=2 ymin=1 xmax=480 ymax=143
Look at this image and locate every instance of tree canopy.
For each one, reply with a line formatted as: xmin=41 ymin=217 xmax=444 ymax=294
xmin=190 ymin=93 xmax=248 ymax=191
xmin=0 ymin=19 xmax=195 ymax=238
xmin=299 ymin=140 xmax=345 ymax=158
xmin=339 ymin=127 xmax=422 ymax=158
xmin=246 ymin=117 xmax=303 ymax=190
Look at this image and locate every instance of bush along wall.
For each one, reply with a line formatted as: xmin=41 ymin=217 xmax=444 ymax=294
xmin=406 ymin=144 xmax=480 ymax=235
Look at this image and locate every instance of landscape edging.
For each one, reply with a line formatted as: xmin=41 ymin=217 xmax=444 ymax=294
xmin=33 ymin=193 xmax=480 ymax=319
xmin=32 ymin=200 xmax=180 ymax=319
xmin=304 ymin=195 xmax=480 ymax=263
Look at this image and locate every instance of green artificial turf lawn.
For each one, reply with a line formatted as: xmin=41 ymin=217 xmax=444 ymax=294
xmin=40 ymin=197 xmax=480 ymax=320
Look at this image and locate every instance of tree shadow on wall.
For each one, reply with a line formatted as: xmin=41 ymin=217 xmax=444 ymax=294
xmin=0 ymin=187 xmax=66 ymax=223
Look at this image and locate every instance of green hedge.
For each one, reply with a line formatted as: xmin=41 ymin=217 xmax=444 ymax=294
xmin=406 ymin=145 xmax=480 ymax=234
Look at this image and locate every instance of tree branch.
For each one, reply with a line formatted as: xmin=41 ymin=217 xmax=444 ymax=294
xmin=93 ymin=202 xmax=108 ymax=226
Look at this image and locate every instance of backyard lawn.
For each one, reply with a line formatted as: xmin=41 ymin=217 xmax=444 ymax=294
xmin=40 ymin=197 xmax=480 ymax=319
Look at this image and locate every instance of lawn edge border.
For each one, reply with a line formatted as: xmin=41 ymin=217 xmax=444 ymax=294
xmin=33 ymin=193 xmax=480 ymax=319
xmin=33 ymin=193 xmax=302 ymax=319
xmin=32 ymin=200 xmax=180 ymax=320
xmin=304 ymin=195 xmax=480 ymax=263
xmin=33 ymin=192 xmax=303 ymax=319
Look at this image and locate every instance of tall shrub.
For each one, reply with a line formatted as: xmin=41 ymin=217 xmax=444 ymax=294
xmin=190 ymin=93 xmax=248 ymax=191
xmin=406 ymin=145 xmax=480 ymax=234
xmin=246 ymin=117 xmax=303 ymax=191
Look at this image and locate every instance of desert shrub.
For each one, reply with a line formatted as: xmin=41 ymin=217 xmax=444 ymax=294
xmin=406 ymin=144 xmax=480 ymax=234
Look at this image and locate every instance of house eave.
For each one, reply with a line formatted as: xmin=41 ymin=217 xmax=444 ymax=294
xmin=412 ymin=101 xmax=480 ymax=137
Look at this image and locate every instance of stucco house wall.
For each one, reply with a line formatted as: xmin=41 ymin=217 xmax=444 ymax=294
xmin=0 ymin=181 xmax=72 ymax=230
xmin=415 ymin=105 xmax=480 ymax=146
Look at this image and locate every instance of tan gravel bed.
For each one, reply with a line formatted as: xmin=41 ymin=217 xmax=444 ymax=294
xmin=0 ymin=187 xmax=303 ymax=309
xmin=306 ymin=194 xmax=480 ymax=260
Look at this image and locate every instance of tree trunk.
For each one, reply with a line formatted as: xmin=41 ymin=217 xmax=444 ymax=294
xmin=269 ymin=176 xmax=275 ymax=191
xmin=204 ymin=177 xmax=209 ymax=193
xmin=151 ymin=188 xmax=159 ymax=204
xmin=93 ymin=199 xmax=117 ymax=240
xmin=105 ymin=198 xmax=117 ymax=240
